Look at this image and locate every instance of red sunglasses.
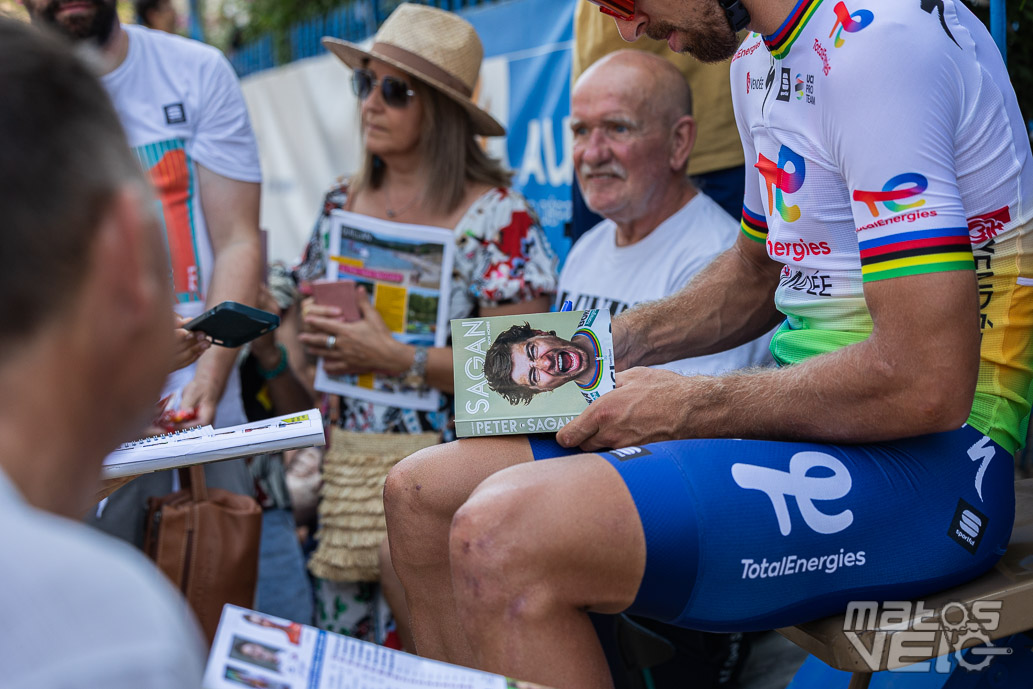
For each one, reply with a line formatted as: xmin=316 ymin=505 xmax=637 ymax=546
xmin=586 ymin=0 xmax=635 ymax=22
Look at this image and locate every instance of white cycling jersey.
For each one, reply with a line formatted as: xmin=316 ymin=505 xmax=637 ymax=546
xmin=731 ymin=0 xmax=1033 ymax=452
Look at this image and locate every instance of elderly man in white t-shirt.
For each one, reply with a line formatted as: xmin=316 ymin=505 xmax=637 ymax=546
xmin=0 ymin=20 xmax=203 ymax=688
xmin=559 ymin=49 xmax=771 ymax=375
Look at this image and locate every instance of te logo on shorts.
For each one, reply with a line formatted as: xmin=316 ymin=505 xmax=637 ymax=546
xmin=732 ymin=452 xmax=854 ymax=536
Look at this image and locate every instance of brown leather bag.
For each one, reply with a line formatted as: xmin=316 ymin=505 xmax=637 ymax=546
xmin=144 ymin=465 xmax=263 ymax=643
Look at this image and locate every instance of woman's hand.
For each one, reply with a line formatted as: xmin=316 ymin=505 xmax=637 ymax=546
xmin=299 ymin=288 xmax=410 ymax=377
xmin=172 ymin=315 xmax=211 ymax=372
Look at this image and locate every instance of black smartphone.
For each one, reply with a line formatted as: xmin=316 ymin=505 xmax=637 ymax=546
xmin=184 ymin=301 xmax=280 ymax=348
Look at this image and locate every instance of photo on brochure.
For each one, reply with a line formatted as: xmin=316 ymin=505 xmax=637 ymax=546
xmin=205 ymin=605 xmax=510 ymax=689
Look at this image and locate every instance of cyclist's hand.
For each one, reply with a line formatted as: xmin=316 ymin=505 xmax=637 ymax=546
xmin=557 ymin=367 xmax=694 ymax=451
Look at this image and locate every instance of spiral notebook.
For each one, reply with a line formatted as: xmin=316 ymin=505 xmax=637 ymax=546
xmin=100 ymin=409 xmax=325 ymax=479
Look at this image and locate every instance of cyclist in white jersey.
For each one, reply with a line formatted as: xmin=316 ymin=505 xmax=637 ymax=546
xmin=381 ymin=2 xmax=1033 ymax=687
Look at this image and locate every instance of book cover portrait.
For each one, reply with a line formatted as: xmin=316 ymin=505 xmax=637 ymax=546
xmin=452 ymin=309 xmax=615 ymax=437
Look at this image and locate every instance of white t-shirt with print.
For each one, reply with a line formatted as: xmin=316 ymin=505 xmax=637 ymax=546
xmin=557 ymin=192 xmax=774 ymax=376
xmin=102 ymin=24 xmax=262 ymax=425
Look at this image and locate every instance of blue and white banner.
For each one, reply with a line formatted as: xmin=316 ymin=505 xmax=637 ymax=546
xmin=467 ymin=0 xmax=577 ymax=263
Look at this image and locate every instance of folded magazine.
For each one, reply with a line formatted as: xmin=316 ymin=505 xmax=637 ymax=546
xmin=451 ymin=309 xmax=615 ymax=437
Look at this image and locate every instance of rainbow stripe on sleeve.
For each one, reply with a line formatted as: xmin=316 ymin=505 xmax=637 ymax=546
xmin=741 ymin=207 xmax=769 ymax=243
xmin=859 ymin=227 xmax=974 ymax=282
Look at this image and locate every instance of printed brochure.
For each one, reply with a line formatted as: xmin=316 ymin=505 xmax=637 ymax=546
xmin=203 ymin=605 xmax=511 ymax=689
xmin=314 ymin=210 xmax=455 ymax=412
xmin=451 ymin=309 xmax=615 ymax=437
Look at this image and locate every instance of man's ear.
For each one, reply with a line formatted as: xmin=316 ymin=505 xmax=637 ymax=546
xmin=669 ymin=115 xmax=697 ymax=173
xmin=90 ymin=185 xmax=169 ymax=326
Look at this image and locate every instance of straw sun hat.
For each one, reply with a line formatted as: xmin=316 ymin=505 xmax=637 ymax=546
xmin=322 ymin=3 xmax=505 ymax=137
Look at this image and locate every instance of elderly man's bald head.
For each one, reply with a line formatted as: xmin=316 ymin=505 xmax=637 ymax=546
xmin=571 ymin=49 xmax=698 ymax=227
xmin=575 ymin=50 xmax=693 ymax=128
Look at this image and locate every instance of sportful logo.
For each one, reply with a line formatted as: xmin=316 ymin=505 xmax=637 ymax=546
xmin=949 ymin=498 xmax=988 ymax=554
xmin=731 ymin=452 xmax=854 ymax=536
xmin=776 ymin=67 xmax=792 ymax=102
xmin=829 ymin=1 xmax=874 ymax=48
xmin=756 ymin=145 xmax=806 ymax=222
xmin=852 ymin=173 xmax=928 ymax=218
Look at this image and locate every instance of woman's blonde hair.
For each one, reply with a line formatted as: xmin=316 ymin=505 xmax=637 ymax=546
xmin=353 ymin=75 xmax=512 ymax=215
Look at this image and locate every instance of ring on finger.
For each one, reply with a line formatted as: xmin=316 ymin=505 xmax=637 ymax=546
xmin=326 ymin=335 xmax=337 ymax=350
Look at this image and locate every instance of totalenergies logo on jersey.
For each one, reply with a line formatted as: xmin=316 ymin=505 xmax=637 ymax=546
xmin=852 ymin=173 xmax=928 ymax=218
xmin=830 ymin=1 xmax=874 ymax=48
xmin=756 ymin=145 xmax=806 ymax=223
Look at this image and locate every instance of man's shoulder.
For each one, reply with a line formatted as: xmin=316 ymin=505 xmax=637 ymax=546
xmin=0 ymin=501 xmax=204 ymax=659
xmin=668 ymin=192 xmax=739 ymax=245
xmin=815 ymin=1 xmax=966 ymax=81
xmin=729 ymin=32 xmax=766 ymax=76
xmin=124 ymin=23 xmax=227 ymax=68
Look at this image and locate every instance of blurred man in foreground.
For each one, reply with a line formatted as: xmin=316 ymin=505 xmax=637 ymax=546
xmin=0 ymin=18 xmax=203 ymax=687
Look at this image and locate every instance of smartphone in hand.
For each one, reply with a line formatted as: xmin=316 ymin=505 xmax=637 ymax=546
xmin=311 ymin=279 xmax=360 ymax=322
xmin=184 ymin=301 xmax=280 ymax=347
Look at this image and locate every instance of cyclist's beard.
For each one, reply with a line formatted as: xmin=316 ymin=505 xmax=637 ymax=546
xmin=33 ymin=0 xmax=117 ymax=45
xmin=645 ymin=0 xmax=741 ymax=63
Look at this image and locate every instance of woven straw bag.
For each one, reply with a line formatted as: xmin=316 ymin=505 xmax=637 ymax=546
xmin=308 ymin=428 xmax=440 ymax=582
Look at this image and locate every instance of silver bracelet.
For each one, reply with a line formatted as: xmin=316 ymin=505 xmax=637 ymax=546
xmin=402 ymin=345 xmax=428 ymax=388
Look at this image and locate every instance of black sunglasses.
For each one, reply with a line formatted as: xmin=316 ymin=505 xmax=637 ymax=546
xmin=352 ymin=68 xmax=415 ymax=108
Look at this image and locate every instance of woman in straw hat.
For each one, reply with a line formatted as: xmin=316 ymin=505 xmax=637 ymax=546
xmin=291 ymin=3 xmax=557 ymax=642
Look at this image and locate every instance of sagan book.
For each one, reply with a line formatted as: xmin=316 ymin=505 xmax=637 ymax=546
xmin=451 ymin=309 xmax=615 ymax=438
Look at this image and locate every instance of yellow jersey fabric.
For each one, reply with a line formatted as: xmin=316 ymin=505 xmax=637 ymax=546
xmin=573 ymin=3 xmax=744 ymax=176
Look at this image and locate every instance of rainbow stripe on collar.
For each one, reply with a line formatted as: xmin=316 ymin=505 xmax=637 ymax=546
xmin=574 ymin=327 xmax=603 ymax=392
xmin=765 ymin=0 xmax=824 ymax=60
